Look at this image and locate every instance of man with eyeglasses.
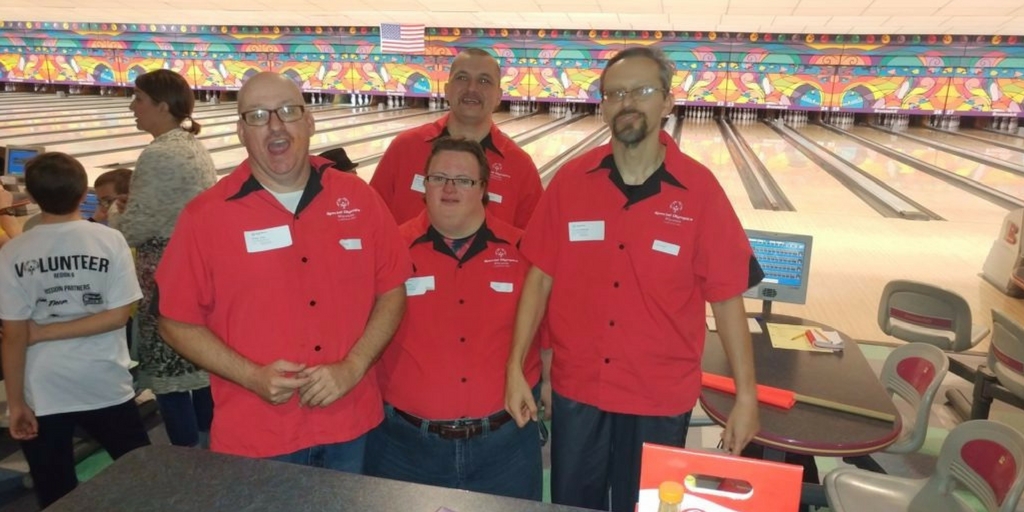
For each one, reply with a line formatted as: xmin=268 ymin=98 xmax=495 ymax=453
xmin=504 ymin=46 xmax=764 ymax=512
xmin=155 ymin=72 xmax=411 ymax=471
xmin=366 ymin=137 xmax=542 ymax=499
xmin=370 ymin=49 xmax=542 ymax=230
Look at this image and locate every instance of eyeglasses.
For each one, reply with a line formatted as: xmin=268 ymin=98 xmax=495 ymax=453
xmin=601 ymin=85 xmax=666 ymax=103
xmin=424 ymin=175 xmax=484 ymax=189
xmin=239 ymin=105 xmax=306 ymax=126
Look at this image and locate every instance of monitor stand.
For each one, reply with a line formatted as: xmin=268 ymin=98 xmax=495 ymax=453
xmin=760 ymin=300 xmax=774 ymax=320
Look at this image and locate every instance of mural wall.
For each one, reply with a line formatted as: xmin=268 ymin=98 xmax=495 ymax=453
xmin=1 ymin=21 xmax=1022 ymax=115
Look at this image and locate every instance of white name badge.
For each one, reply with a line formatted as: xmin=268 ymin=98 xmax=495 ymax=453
xmin=339 ymin=238 xmax=363 ymax=250
xmin=411 ymin=174 xmax=426 ymax=193
xmin=405 ymin=276 xmax=435 ymax=296
xmin=568 ymin=221 xmax=605 ymax=242
xmin=244 ymin=225 xmax=293 ymax=253
xmin=652 ymin=239 xmax=680 ymax=256
xmin=490 ymin=281 xmax=514 ymax=293
xmin=488 ymin=192 xmax=504 ymax=204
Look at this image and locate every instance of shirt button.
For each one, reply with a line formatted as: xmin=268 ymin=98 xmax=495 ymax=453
xmin=618 ymin=244 xmax=625 ymax=250
xmin=613 ymin=281 xmax=619 ymax=288
xmin=458 ymin=299 xmax=465 ymax=305
xmin=309 ymin=300 xmax=317 ymax=306
xmin=460 ymin=337 xmax=466 ymax=343
xmin=301 ymin=257 xmax=308 ymax=263
xmin=604 ymin=358 xmax=611 ymax=364
xmin=314 ymin=345 xmax=322 ymax=352
xmin=609 ymin=320 xmax=615 ymax=327
xmin=457 ymin=263 xmax=463 ymax=269
xmin=461 ymin=377 xmax=467 ymax=383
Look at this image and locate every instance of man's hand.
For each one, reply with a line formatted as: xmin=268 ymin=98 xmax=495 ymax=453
xmin=0 ymin=188 xmax=12 ymax=210
xmin=8 ymin=402 xmax=38 ymax=440
xmin=245 ymin=360 xmax=310 ymax=405
xmin=505 ymin=366 xmax=538 ymax=427
xmin=721 ymin=396 xmax=760 ymax=455
xmin=297 ymin=358 xmax=367 ymax=408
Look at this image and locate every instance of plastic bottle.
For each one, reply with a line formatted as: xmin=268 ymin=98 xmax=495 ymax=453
xmin=658 ymin=480 xmax=684 ymax=512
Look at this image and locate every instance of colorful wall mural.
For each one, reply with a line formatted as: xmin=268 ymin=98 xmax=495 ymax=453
xmin=0 ymin=21 xmax=1022 ymax=115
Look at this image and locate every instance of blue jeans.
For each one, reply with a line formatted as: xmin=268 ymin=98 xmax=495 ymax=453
xmin=155 ymin=387 xmax=213 ymax=448
xmin=365 ymin=404 xmax=542 ymax=500
xmin=266 ymin=434 xmax=367 ymax=474
xmin=550 ymin=391 xmax=692 ymax=512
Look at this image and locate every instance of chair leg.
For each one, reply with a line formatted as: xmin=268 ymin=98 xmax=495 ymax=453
xmin=841 ymin=455 xmax=886 ymax=473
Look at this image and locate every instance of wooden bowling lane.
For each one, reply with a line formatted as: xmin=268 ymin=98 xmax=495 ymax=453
xmin=798 ymin=124 xmax=1008 ymax=224
xmin=520 ymin=115 xmax=607 ymax=170
xmin=77 ymin=108 xmax=449 ymax=184
xmin=352 ymin=113 xmax=557 ymax=183
xmin=850 ymin=125 xmax=1024 ymax=200
xmin=910 ymin=127 xmax=1024 ymax=167
xmin=970 ymin=128 xmax=1024 ymax=149
xmin=731 ymin=122 xmax=878 ymax=217
xmin=38 ymin=106 xmax=416 ymax=158
xmin=677 ymin=119 xmax=748 ymax=210
xmin=0 ymin=99 xmax=233 ymax=125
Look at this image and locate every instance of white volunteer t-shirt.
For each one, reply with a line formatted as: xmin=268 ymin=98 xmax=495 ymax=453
xmin=0 ymin=220 xmax=142 ymax=415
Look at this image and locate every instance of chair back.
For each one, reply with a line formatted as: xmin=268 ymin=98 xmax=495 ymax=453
xmin=910 ymin=420 xmax=1024 ymax=512
xmin=881 ymin=343 xmax=948 ymax=454
xmin=989 ymin=310 xmax=1024 ymax=399
xmin=878 ymin=280 xmax=984 ymax=352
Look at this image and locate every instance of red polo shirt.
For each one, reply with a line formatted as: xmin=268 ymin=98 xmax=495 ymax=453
xmin=155 ymin=157 xmax=411 ymax=457
xmin=377 ymin=211 xmax=541 ymax=419
xmin=370 ymin=114 xmax=543 ymax=229
xmin=521 ymin=131 xmax=755 ymax=416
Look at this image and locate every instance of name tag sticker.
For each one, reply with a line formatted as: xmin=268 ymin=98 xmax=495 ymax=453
xmin=411 ymin=174 xmax=426 ymax=193
xmin=244 ymin=225 xmax=293 ymax=253
xmin=488 ymin=192 xmax=503 ymax=204
xmin=339 ymin=238 xmax=362 ymax=250
xmin=405 ymin=276 xmax=435 ymax=296
xmin=652 ymin=239 xmax=680 ymax=256
xmin=490 ymin=281 xmax=514 ymax=293
xmin=568 ymin=221 xmax=605 ymax=242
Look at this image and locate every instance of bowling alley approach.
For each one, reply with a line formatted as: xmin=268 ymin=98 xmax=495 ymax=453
xmin=1 ymin=3 xmax=1024 ymax=512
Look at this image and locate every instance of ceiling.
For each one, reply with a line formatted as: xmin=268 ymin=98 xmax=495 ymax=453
xmin=1 ymin=0 xmax=1023 ymax=35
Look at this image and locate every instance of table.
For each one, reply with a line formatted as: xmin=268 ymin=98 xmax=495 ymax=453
xmin=700 ymin=314 xmax=901 ymax=458
xmin=47 ymin=445 xmax=597 ymax=512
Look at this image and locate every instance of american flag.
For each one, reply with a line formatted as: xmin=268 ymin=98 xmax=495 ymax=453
xmin=380 ymin=23 xmax=425 ymax=54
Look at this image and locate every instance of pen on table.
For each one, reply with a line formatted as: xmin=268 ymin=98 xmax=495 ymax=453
xmin=790 ymin=329 xmax=814 ymax=341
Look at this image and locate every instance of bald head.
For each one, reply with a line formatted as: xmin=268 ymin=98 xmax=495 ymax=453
xmin=238 ymin=72 xmax=305 ymax=112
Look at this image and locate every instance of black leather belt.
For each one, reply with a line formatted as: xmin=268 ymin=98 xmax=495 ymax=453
xmin=393 ymin=407 xmax=514 ymax=440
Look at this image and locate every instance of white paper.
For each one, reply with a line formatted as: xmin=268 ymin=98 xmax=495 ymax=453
xmin=568 ymin=221 xmax=605 ymax=242
xmin=652 ymin=239 xmax=681 ymax=256
xmin=490 ymin=281 xmax=514 ymax=293
xmin=244 ymin=225 xmax=293 ymax=253
xmin=404 ymin=276 xmax=436 ymax=296
xmin=410 ymin=174 xmax=426 ymax=193
xmin=339 ymin=238 xmax=363 ymax=250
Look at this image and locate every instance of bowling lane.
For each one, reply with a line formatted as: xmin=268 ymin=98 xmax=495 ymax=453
xmin=968 ymin=129 xmax=1024 ymax=150
xmin=677 ymin=119 xmax=748 ymax=209
xmin=798 ymin=124 xmax=1007 ymax=223
xmin=850 ymin=126 xmax=1024 ymax=200
xmin=40 ymin=107 xmax=418 ymax=157
xmin=2 ymin=100 xmax=135 ymax=116
xmin=79 ymin=109 xmax=453 ymax=183
xmin=908 ymin=127 xmax=1024 ymax=167
xmin=0 ymin=100 xmax=232 ymax=124
xmin=524 ymin=116 xmax=607 ymax=173
xmin=353 ymin=113 xmax=557 ymax=183
xmin=735 ymin=122 xmax=878 ymax=217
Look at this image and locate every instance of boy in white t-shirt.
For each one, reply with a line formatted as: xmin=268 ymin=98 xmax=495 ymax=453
xmin=0 ymin=152 xmax=151 ymax=509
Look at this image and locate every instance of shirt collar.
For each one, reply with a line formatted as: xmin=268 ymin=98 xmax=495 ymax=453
xmin=586 ymin=151 xmax=686 ymax=207
xmin=425 ymin=115 xmax=504 ymax=158
xmin=226 ymin=158 xmax=325 ymax=215
xmin=410 ymin=216 xmax=510 ymax=263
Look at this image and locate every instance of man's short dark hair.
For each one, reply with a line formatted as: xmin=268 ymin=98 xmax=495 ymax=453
xmin=425 ymin=137 xmax=490 ymax=205
xmin=94 ymin=168 xmax=133 ymax=195
xmin=25 ymin=152 xmax=88 ymax=215
xmin=599 ymin=46 xmax=675 ymax=96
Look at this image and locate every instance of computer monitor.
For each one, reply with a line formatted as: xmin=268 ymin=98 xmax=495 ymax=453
xmin=4 ymin=145 xmax=45 ymax=179
xmin=743 ymin=229 xmax=814 ymax=316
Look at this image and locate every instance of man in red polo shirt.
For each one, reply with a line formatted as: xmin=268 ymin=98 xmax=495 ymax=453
xmin=505 ymin=47 xmax=764 ymax=512
xmin=369 ymin=48 xmax=542 ymax=230
xmin=367 ymin=137 xmax=543 ymax=499
xmin=155 ymin=72 xmax=410 ymax=472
